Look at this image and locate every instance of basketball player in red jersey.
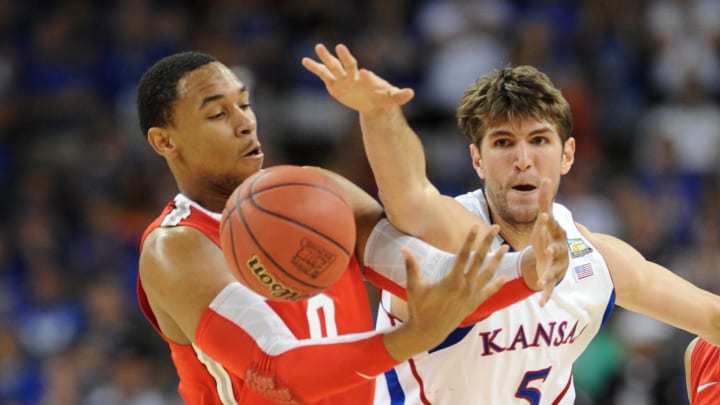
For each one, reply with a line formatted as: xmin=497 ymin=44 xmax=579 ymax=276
xmin=686 ymin=337 xmax=720 ymax=404
xmin=135 ymin=51 xmax=569 ymax=404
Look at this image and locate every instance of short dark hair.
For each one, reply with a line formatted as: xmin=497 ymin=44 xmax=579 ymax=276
xmin=136 ymin=51 xmax=218 ymax=138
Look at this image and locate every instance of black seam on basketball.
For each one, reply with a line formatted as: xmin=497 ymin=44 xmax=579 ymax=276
xmin=238 ymin=202 xmax=332 ymax=290
xmin=226 ymin=213 xmax=255 ymax=288
xmin=219 ymin=207 xmax=231 ymax=237
xmin=245 ymin=184 xmax=353 ymax=257
xmin=245 ymin=182 xmax=351 ymax=210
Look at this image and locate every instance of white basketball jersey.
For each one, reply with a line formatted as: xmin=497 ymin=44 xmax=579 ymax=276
xmin=373 ymin=189 xmax=616 ymax=405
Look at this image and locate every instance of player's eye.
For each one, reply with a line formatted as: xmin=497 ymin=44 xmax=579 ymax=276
xmin=209 ymin=111 xmax=226 ymax=120
xmin=494 ymin=139 xmax=511 ymax=147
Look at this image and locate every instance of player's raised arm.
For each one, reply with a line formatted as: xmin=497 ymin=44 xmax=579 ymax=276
xmin=303 ymin=43 xmax=473 ymax=251
xmin=303 ymin=46 xmax=569 ymax=298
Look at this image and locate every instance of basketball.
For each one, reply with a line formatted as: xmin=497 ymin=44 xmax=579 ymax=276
xmin=220 ymin=165 xmax=356 ymax=301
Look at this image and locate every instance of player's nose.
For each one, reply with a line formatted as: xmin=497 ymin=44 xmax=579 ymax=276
xmin=514 ymin=142 xmax=532 ymax=171
xmin=233 ymin=106 xmax=257 ymax=136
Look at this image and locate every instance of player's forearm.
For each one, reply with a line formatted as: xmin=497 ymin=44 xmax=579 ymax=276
xmin=359 ymin=106 xmax=431 ymax=223
xmin=364 ymin=219 xmax=535 ymax=325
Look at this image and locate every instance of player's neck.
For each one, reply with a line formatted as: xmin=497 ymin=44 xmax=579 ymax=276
xmin=500 ymin=229 xmax=531 ymax=251
xmin=493 ymin=219 xmax=533 ymax=251
xmin=175 ymin=174 xmax=235 ymax=213
xmin=178 ymin=187 xmax=228 ymax=214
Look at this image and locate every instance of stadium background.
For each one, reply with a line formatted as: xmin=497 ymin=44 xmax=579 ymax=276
xmin=0 ymin=0 xmax=719 ymax=404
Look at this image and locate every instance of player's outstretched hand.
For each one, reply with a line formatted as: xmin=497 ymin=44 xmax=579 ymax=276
xmin=383 ymin=225 xmax=507 ymax=360
xmin=301 ymin=43 xmax=414 ymax=113
xmin=528 ymin=178 xmax=569 ymax=306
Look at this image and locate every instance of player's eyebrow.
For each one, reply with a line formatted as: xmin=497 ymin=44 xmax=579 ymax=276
xmin=486 ymin=126 xmax=553 ymax=138
xmin=199 ymin=86 xmax=247 ymax=109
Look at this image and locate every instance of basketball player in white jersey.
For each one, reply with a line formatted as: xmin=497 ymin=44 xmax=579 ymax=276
xmin=303 ymin=43 xmax=720 ymax=404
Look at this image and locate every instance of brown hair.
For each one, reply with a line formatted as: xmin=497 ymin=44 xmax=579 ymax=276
xmin=456 ymin=65 xmax=572 ymax=146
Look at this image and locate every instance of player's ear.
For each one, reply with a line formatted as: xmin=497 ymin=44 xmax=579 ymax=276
xmin=147 ymin=127 xmax=177 ymax=157
xmin=560 ymin=137 xmax=575 ymax=175
xmin=470 ymin=144 xmax=485 ymax=179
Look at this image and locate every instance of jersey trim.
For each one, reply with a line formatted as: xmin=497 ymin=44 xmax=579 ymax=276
xmin=193 ymin=344 xmax=239 ymax=405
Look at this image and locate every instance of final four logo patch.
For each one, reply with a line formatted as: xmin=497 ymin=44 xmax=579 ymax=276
xmin=567 ymin=238 xmax=593 ymax=258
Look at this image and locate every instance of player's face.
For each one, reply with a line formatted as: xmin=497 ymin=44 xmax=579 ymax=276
xmin=470 ymin=117 xmax=575 ymax=226
xmin=170 ymin=62 xmax=263 ymax=193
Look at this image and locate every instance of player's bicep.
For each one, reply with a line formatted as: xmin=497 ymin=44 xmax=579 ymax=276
xmin=139 ymin=227 xmax=235 ymax=341
xmin=582 ymin=231 xmax=646 ymax=305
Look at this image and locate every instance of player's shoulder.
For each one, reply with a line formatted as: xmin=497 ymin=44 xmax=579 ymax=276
xmin=140 ymin=225 xmax=217 ymax=282
xmin=454 ymin=188 xmax=488 ymax=217
xmin=143 ymin=224 xmax=214 ymax=262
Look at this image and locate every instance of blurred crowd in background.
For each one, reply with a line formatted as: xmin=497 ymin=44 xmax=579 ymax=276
xmin=0 ymin=0 xmax=719 ymax=404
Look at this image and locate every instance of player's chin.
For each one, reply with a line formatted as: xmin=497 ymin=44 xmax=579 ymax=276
xmin=239 ymin=155 xmax=264 ymax=173
xmin=508 ymin=206 xmax=539 ymax=225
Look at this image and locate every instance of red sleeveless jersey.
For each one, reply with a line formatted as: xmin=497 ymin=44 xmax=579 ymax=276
xmin=138 ymin=194 xmax=377 ymax=404
xmin=689 ymin=338 xmax=720 ymax=405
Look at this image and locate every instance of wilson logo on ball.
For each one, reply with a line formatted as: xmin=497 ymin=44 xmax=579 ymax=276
xmin=220 ymin=165 xmax=356 ymax=301
xmin=292 ymin=238 xmax=337 ymax=279
xmin=247 ymin=255 xmax=304 ymax=301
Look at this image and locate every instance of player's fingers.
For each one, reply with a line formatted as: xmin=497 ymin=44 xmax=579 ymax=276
xmin=314 ymin=43 xmax=346 ymax=78
xmin=476 ymin=276 xmax=506 ymax=303
xmin=537 ymin=178 xmax=553 ymax=214
xmin=538 ymin=212 xmax=549 ymax=226
xmin=358 ymin=69 xmax=377 ymax=86
xmin=539 ymin=284 xmax=554 ymax=307
xmin=391 ymin=88 xmax=415 ymax=105
xmin=450 ymin=225 xmax=480 ymax=280
xmin=301 ymin=57 xmax=336 ymax=85
xmin=538 ymin=244 xmax=566 ymax=303
xmin=471 ymin=244 xmax=508 ymax=286
xmin=545 ymin=215 xmax=566 ymax=239
xmin=544 ymin=241 xmax=568 ymax=275
xmin=335 ymin=44 xmax=358 ymax=79
xmin=476 ymin=224 xmax=500 ymax=260
xmin=402 ymin=248 xmax=421 ymax=293
xmin=465 ymin=224 xmax=500 ymax=278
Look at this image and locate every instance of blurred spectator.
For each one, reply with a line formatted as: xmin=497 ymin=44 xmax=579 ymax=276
xmin=414 ymin=0 xmax=510 ymax=115
xmin=81 ymin=326 xmax=177 ymax=405
xmin=0 ymin=324 xmax=43 ymax=405
xmin=645 ymin=0 xmax=720 ymax=98
xmin=15 ymin=261 xmax=84 ymax=359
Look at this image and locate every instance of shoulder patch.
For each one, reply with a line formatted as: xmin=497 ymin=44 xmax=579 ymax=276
xmin=567 ymin=238 xmax=593 ymax=258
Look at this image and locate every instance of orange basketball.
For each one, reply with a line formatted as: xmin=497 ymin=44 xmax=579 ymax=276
xmin=220 ymin=165 xmax=356 ymax=301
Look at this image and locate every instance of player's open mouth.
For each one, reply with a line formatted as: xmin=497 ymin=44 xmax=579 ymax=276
xmin=243 ymin=146 xmax=263 ymax=158
xmin=512 ymin=184 xmax=536 ymax=191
